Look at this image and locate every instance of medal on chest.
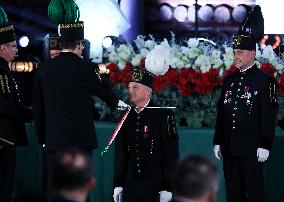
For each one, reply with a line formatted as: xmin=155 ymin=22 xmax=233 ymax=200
xmin=144 ymin=125 xmax=149 ymax=138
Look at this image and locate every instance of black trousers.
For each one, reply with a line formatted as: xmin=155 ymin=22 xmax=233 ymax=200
xmin=223 ymin=156 xmax=265 ymax=202
xmin=0 ymin=147 xmax=16 ymax=202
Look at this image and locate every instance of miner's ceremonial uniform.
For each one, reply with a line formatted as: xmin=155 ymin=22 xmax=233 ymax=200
xmin=114 ymin=101 xmax=179 ymax=202
xmin=0 ymin=6 xmax=32 ymax=202
xmin=214 ymin=64 xmax=278 ymax=202
xmin=214 ymin=64 xmax=278 ymax=156
xmin=33 ymin=52 xmax=118 ymax=151
xmin=33 ymin=2 xmax=122 ymax=200
xmin=213 ymin=5 xmax=279 ymax=202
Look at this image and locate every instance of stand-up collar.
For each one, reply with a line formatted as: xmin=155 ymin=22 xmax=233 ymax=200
xmin=238 ymin=63 xmax=257 ymax=75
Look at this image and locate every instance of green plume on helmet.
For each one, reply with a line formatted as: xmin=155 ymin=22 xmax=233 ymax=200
xmin=0 ymin=6 xmax=9 ymax=27
xmin=48 ymin=0 xmax=80 ymax=24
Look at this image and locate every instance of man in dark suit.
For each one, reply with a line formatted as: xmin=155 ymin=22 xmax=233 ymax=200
xmin=113 ymin=67 xmax=179 ymax=202
xmin=171 ymin=155 xmax=219 ymax=202
xmin=213 ymin=6 xmax=279 ymax=202
xmin=33 ymin=1 xmax=127 ymax=199
xmin=50 ymin=147 xmax=96 ymax=202
xmin=0 ymin=6 xmax=32 ymax=202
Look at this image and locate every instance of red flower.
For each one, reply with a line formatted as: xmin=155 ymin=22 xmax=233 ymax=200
xmin=106 ymin=63 xmax=118 ymax=72
xmin=278 ymin=73 xmax=284 ymax=96
xmin=222 ymin=65 xmax=238 ymax=82
xmin=153 ymin=76 xmax=167 ymax=92
xmin=261 ymin=63 xmax=277 ymax=77
xmin=140 ymin=58 xmax=145 ymax=66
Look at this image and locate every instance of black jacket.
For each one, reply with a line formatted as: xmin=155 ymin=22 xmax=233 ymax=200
xmin=33 ymin=52 xmax=118 ymax=151
xmin=113 ymin=102 xmax=179 ymax=201
xmin=0 ymin=57 xmax=30 ymax=147
xmin=213 ymin=64 xmax=279 ymax=156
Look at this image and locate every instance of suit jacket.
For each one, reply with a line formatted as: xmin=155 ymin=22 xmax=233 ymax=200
xmin=33 ymin=52 xmax=118 ymax=151
xmin=113 ymin=101 xmax=179 ymax=201
xmin=0 ymin=57 xmax=29 ymax=147
xmin=213 ymin=64 xmax=279 ymax=156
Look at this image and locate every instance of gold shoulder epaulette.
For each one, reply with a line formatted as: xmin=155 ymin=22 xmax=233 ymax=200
xmin=167 ymin=113 xmax=177 ymax=137
xmin=0 ymin=74 xmax=11 ymax=95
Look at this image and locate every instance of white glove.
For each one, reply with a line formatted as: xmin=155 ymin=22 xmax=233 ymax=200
xmin=113 ymin=187 xmax=123 ymax=202
xmin=257 ymin=148 xmax=269 ymax=162
xmin=213 ymin=145 xmax=222 ymax=160
xmin=159 ymin=190 xmax=172 ymax=202
xmin=118 ymin=100 xmax=130 ymax=109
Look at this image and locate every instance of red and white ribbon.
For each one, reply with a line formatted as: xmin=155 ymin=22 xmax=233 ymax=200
xmin=101 ymin=107 xmax=131 ymax=155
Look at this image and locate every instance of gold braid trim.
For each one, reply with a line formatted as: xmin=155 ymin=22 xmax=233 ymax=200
xmin=0 ymin=75 xmax=5 ymax=93
xmin=269 ymin=81 xmax=278 ymax=104
xmin=59 ymin=22 xmax=84 ymax=29
xmin=0 ymin=25 xmax=14 ymax=33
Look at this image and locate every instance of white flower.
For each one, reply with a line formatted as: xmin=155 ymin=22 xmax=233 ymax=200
xmin=255 ymin=61 xmax=261 ymax=68
xmin=187 ymin=38 xmax=199 ymax=48
xmin=255 ymin=44 xmax=262 ymax=58
xmin=222 ymin=47 xmax=234 ymax=69
xmin=194 ymin=55 xmax=211 ymax=73
xmin=219 ymin=68 xmax=225 ymax=77
xmin=210 ymin=50 xmax=223 ymax=68
xmin=262 ymin=45 xmax=276 ymax=61
xmin=134 ymin=35 xmax=145 ymax=50
xmin=270 ymin=61 xmax=284 ymax=71
xmin=169 ymin=55 xmax=180 ymax=69
xmin=139 ymin=48 xmax=149 ymax=57
xmin=187 ymin=47 xmax=202 ymax=59
xmin=145 ymin=41 xmax=170 ymax=75
xmin=117 ymin=61 xmax=126 ymax=70
xmin=108 ymin=52 xmax=118 ymax=62
xmin=131 ymin=54 xmax=143 ymax=66
xmin=117 ymin=44 xmax=133 ymax=61
xmin=145 ymin=39 xmax=156 ymax=50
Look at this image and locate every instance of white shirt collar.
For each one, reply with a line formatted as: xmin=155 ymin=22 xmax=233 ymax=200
xmin=134 ymin=99 xmax=150 ymax=114
xmin=238 ymin=62 xmax=255 ymax=72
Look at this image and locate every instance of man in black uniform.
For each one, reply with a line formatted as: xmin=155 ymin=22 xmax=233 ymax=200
xmin=213 ymin=6 xmax=279 ymax=202
xmin=0 ymin=6 xmax=32 ymax=202
xmin=113 ymin=67 xmax=179 ymax=202
xmin=33 ymin=0 xmax=127 ymax=199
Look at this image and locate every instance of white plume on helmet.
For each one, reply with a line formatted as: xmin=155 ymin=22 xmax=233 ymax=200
xmin=145 ymin=39 xmax=171 ymax=76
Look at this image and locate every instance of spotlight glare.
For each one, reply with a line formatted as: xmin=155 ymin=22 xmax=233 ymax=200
xmin=19 ymin=36 xmax=29 ymax=48
xmin=102 ymin=37 xmax=113 ymax=48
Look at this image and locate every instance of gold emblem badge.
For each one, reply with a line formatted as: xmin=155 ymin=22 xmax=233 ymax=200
xmin=132 ymin=70 xmax=143 ymax=82
xmin=49 ymin=38 xmax=58 ymax=48
xmin=233 ymin=35 xmax=242 ymax=48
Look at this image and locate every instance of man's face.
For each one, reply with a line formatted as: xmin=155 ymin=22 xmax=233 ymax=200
xmin=0 ymin=41 xmax=18 ymax=62
xmin=128 ymin=82 xmax=151 ymax=107
xmin=49 ymin=49 xmax=61 ymax=58
xmin=74 ymin=41 xmax=84 ymax=57
xmin=233 ymin=49 xmax=255 ymax=70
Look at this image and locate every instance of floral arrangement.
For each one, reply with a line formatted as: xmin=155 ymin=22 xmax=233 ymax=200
xmin=96 ymin=34 xmax=284 ymax=127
